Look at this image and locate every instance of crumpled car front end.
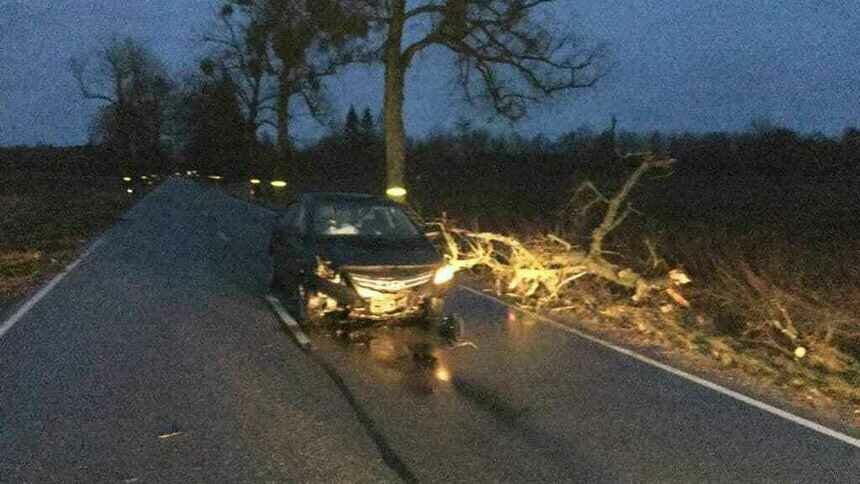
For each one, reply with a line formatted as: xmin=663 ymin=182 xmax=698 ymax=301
xmin=308 ymin=261 xmax=455 ymax=322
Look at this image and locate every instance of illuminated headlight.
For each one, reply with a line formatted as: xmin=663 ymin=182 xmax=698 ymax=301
xmin=315 ymin=258 xmax=340 ymax=282
xmin=433 ymin=265 xmax=457 ymax=285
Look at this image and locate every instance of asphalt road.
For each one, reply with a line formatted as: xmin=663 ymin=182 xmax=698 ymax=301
xmin=2 ymin=178 xmax=858 ymax=483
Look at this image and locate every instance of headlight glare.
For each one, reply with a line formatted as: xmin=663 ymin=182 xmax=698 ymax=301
xmin=315 ymin=257 xmax=339 ymax=281
xmin=433 ymin=265 xmax=457 ymax=285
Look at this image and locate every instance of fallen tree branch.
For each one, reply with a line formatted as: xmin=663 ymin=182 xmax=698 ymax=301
xmin=436 ymin=152 xmax=689 ymax=307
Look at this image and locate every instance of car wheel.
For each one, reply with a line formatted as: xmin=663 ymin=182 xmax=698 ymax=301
xmin=437 ymin=314 xmax=461 ymax=342
xmin=422 ymin=297 xmax=459 ymax=341
xmin=423 ymin=297 xmax=445 ymax=321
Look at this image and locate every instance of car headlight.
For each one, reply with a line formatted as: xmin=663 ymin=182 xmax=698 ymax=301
xmin=433 ymin=265 xmax=457 ymax=285
xmin=315 ymin=257 xmax=340 ymax=282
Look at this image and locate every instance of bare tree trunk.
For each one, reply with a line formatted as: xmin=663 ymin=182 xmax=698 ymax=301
xmin=128 ymin=114 xmax=139 ymax=175
xmin=383 ymin=0 xmax=407 ymax=201
xmin=243 ymin=78 xmax=263 ymax=178
xmin=275 ymin=72 xmax=292 ymax=179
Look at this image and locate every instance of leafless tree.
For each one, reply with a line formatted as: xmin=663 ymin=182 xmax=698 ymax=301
xmin=202 ymin=3 xmax=278 ymax=140
xmin=214 ymin=0 xmax=367 ymax=174
xmin=346 ymin=0 xmax=608 ymax=200
xmin=70 ymin=36 xmax=172 ymax=173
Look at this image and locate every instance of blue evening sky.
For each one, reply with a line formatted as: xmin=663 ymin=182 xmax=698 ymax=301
xmin=0 ymin=0 xmax=857 ymax=146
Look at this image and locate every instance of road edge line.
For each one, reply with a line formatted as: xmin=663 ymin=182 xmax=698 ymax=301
xmin=458 ymin=285 xmax=860 ymax=450
xmin=265 ymin=294 xmax=312 ymax=350
xmin=0 ymin=238 xmax=106 ymax=341
xmin=0 ymin=178 xmax=179 ymax=342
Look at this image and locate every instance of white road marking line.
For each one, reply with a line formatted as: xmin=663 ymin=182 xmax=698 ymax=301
xmin=458 ymin=285 xmax=860 ymax=449
xmin=265 ymin=294 xmax=312 ymax=350
xmin=0 ymin=179 xmax=176 ymax=342
xmin=216 ymin=231 xmax=229 ymax=242
xmin=0 ymin=238 xmax=106 ymax=341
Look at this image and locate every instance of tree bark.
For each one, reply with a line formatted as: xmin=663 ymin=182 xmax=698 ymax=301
xmin=276 ymin=71 xmax=292 ymax=179
xmin=383 ymin=0 xmax=407 ymax=201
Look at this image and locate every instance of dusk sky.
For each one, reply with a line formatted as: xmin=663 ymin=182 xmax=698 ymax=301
xmin=0 ymin=0 xmax=857 ymax=147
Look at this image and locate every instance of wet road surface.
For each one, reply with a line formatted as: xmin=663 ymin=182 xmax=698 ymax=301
xmin=2 ymin=178 xmax=858 ymax=482
xmin=308 ymin=292 xmax=860 ymax=482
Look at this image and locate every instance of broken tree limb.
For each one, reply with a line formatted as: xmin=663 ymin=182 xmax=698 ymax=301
xmin=435 ymin=152 xmax=688 ymax=305
xmin=588 ymin=153 xmax=675 ymax=257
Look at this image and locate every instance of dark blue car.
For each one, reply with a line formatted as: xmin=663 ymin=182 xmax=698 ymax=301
xmin=269 ymin=193 xmax=456 ymax=325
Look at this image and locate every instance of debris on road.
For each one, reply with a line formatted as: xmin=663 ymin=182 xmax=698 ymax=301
xmin=157 ymin=431 xmax=184 ymax=440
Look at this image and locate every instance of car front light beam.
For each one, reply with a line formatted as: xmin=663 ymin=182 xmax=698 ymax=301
xmin=433 ymin=265 xmax=457 ymax=285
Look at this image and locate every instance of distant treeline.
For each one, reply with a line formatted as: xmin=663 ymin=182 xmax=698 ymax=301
xmin=0 ymin=144 xmax=170 ymax=176
xmin=297 ymin=118 xmax=838 ymax=241
xmin=411 ymin=125 xmax=860 ymax=231
xmin=3 ymin=121 xmax=859 ymax=237
xmin=299 ymin=120 xmax=860 ymax=235
xmin=1 ymin=145 xmax=109 ymax=176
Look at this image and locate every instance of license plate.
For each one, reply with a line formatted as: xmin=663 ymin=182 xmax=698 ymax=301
xmin=369 ymin=295 xmax=405 ymax=314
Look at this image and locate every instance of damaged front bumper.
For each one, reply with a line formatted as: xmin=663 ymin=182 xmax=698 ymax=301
xmin=309 ymin=265 xmax=453 ymax=321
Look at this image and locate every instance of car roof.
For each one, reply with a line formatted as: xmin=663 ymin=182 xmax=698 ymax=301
xmin=289 ymin=192 xmax=425 ymax=226
xmin=299 ymin=192 xmax=391 ymax=204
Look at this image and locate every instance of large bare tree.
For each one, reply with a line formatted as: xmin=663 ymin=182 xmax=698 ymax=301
xmin=70 ymin=37 xmax=172 ymax=173
xmin=214 ymin=0 xmax=367 ymax=177
xmin=347 ymin=0 xmax=607 ymax=200
xmin=202 ymin=3 xmax=277 ymax=142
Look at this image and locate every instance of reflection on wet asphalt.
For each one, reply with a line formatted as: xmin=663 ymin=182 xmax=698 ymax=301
xmin=311 ymin=322 xmax=457 ymax=397
xmin=451 ymin=377 xmax=531 ymax=425
xmin=321 ymin=316 xmax=530 ymax=423
xmin=303 ymin=294 xmax=622 ymax=482
xmin=303 ymin=287 xmax=860 ymax=483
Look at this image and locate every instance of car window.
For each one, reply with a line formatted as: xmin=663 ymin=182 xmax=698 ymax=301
xmin=312 ymin=201 xmax=421 ymax=239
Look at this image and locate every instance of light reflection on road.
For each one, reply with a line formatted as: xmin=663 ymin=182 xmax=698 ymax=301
xmin=507 ymin=308 xmax=540 ymax=345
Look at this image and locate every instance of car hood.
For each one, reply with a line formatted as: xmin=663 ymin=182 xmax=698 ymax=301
xmin=316 ymin=237 xmax=442 ymax=268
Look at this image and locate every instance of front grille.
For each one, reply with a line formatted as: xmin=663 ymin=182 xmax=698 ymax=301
xmin=348 ymin=271 xmax=433 ymax=293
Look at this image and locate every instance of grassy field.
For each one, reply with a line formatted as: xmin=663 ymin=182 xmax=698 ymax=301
xmin=0 ymin=170 xmax=153 ymax=311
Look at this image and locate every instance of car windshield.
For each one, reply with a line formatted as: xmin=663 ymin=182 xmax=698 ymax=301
xmin=312 ymin=201 xmax=421 ymax=239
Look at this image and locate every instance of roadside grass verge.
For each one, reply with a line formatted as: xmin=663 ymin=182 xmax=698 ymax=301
xmin=666 ymin=230 xmax=860 ymax=422
xmin=0 ymin=170 xmax=153 ymax=310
